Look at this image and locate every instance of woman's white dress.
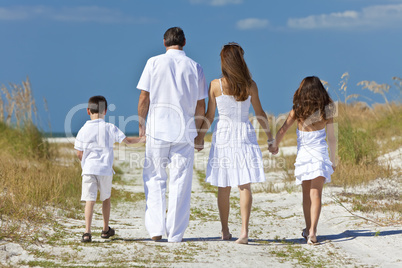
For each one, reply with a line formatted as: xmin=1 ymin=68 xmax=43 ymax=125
xmin=294 ymin=128 xmax=334 ymax=185
xmin=205 ymin=79 xmax=266 ymax=187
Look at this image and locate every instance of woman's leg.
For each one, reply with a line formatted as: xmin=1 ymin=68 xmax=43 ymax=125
xmin=218 ymin=186 xmax=232 ymax=239
xmin=236 ymin=183 xmax=252 ymax=244
xmin=308 ymin=176 xmax=325 ymax=242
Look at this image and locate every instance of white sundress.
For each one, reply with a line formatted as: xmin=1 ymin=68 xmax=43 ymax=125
xmin=205 ymin=79 xmax=266 ymax=187
xmin=294 ymin=128 xmax=334 ymax=185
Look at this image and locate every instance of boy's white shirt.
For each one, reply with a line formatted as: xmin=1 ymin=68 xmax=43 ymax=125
xmin=74 ymin=118 xmax=126 ymax=176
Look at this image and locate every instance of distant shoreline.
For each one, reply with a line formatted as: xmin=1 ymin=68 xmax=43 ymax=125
xmin=44 ymin=132 xmax=140 ymax=138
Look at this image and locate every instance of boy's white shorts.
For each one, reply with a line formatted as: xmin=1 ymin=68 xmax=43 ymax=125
xmin=81 ymin=175 xmax=113 ymax=202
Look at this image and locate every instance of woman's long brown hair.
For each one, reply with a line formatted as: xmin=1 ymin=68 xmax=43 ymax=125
xmin=220 ymin=43 xmax=252 ymax=101
xmin=293 ymin=76 xmax=335 ymax=124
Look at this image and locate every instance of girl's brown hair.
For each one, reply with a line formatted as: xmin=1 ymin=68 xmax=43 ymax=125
xmin=293 ymin=76 xmax=335 ymax=124
xmin=220 ymin=43 xmax=252 ymax=101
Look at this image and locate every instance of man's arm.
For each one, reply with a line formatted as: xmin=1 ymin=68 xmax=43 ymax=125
xmin=195 ymin=99 xmax=206 ymax=133
xmin=76 ymin=150 xmax=83 ymax=161
xmin=138 ymin=90 xmax=150 ymax=137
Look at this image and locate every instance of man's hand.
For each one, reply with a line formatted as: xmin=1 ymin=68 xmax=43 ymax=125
xmin=194 ymin=135 xmax=204 ymax=152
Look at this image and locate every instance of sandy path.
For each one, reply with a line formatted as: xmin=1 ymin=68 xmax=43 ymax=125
xmin=1 ymin=143 xmax=401 ymax=267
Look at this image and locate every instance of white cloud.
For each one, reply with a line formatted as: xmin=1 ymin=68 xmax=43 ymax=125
xmin=0 ymin=6 xmax=151 ymax=24
xmin=189 ymin=0 xmax=242 ymax=6
xmin=288 ymin=4 xmax=402 ymax=29
xmin=236 ymin=18 xmax=269 ymax=30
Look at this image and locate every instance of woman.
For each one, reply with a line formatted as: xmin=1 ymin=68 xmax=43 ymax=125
xmin=195 ymin=43 xmax=274 ymax=244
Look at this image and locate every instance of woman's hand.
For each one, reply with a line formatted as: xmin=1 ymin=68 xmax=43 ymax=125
xmin=194 ymin=135 xmax=204 ymax=152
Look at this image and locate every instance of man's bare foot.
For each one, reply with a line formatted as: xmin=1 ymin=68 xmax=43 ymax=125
xmin=151 ymin=236 xmax=162 ymax=241
xmin=235 ymin=236 xmax=248 ymax=244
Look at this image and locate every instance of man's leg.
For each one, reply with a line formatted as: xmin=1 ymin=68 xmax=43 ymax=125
xmin=166 ymin=143 xmax=194 ymax=242
xmin=143 ymin=137 xmax=170 ymax=238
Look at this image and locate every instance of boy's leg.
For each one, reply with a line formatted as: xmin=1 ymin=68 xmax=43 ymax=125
xmin=218 ymin=186 xmax=231 ymax=240
xmin=98 ymin=175 xmax=113 ymax=233
xmin=143 ymin=137 xmax=170 ymax=239
xmin=81 ymin=175 xmax=98 ymax=236
xmin=85 ymin=201 xmax=96 ymax=234
xmin=166 ymin=142 xmax=194 ymax=242
xmin=102 ymin=198 xmax=111 ymax=231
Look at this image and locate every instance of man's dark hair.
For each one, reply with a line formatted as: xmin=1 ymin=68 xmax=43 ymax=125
xmin=164 ymin=27 xmax=185 ymax=47
xmin=88 ymin=95 xmax=107 ymax=114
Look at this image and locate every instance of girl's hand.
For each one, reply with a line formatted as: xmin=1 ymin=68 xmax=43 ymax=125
xmin=332 ymin=165 xmax=336 ymax=172
xmin=269 ymin=145 xmax=279 ymax=155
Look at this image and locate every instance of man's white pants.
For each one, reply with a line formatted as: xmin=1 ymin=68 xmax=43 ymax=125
xmin=143 ymin=136 xmax=194 ymax=242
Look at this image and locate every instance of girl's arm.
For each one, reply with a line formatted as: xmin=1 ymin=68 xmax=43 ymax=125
xmin=326 ymin=118 xmax=337 ymax=170
xmin=250 ymin=81 xmax=274 ymax=142
xmin=270 ymin=109 xmax=296 ymax=155
xmin=194 ymin=81 xmax=217 ymax=151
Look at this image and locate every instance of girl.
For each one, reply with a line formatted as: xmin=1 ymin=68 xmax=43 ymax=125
xmin=270 ymin=76 xmax=336 ymax=245
xmin=195 ymin=43 xmax=275 ymax=244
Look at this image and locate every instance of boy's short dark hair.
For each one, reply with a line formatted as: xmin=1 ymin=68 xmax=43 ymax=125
xmin=88 ymin=95 xmax=107 ymax=114
xmin=164 ymin=27 xmax=185 ymax=47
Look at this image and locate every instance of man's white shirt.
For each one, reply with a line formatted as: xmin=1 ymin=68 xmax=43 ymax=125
xmin=137 ymin=49 xmax=208 ymax=143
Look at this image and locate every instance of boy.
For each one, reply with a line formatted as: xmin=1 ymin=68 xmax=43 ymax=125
xmin=74 ymin=95 xmax=144 ymax=242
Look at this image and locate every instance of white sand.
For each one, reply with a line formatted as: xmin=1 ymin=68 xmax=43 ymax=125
xmin=1 ymin=143 xmax=401 ymax=267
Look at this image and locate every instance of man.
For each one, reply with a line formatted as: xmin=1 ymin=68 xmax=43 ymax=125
xmin=137 ymin=27 xmax=207 ymax=242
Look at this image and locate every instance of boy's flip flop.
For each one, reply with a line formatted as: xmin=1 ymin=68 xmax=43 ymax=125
xmin=101 ymin=226 xmax=115 ymax=239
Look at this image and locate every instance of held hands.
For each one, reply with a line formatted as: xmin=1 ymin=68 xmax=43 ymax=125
xmin=194 ymin=135 xmax=204 ymax=152
xmin=268 ymin=144 xmax=279 ymax=155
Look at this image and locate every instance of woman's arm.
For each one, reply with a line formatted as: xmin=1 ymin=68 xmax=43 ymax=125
xmin=270 ymin=109 xmax=296 ymax=154
xmin=250 ymin=81 xmax=274 ymax=142
xmin=194 ymin=81 xmax=217 ymax=151
xmin=326 ymin=118 xmax=337 ymax=170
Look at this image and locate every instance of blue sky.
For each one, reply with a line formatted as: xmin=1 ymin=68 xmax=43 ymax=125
xmin=0 ymin=0 xmax=401 ymax=133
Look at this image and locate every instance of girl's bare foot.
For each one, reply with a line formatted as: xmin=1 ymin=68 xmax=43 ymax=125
xmin=221 ymin=230 xmax=232 ymax=240
xmin=235 ymin=235 xmax=248 ymax=244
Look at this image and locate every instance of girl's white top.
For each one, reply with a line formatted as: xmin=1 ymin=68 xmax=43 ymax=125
xmin=294 ymin=128 xmax=334 ymax=185
xmin=206 ymin=79 xmax=266 ymax=187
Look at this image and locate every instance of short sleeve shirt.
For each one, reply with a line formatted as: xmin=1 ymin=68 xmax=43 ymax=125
xmin=74 ymin=119 xmax=126 ymax=176
xmin=137 ymin=49 xmax=208 ymax=143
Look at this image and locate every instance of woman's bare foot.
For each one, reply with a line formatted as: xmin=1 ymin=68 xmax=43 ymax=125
xmin=221 ymin=229 xmax=232 ymax=240
xmin=235 ymin=235 xmax=248 ymax=244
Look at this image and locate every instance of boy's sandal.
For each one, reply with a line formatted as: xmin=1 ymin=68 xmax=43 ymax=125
xmin=101 ymin=226 xmax=115 ymax=239
xmin=81 ymin=233 xmax=92 ymax=243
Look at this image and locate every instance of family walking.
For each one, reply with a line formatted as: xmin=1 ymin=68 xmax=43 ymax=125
xmin=74 ymin=27 xmax=337 ymax=245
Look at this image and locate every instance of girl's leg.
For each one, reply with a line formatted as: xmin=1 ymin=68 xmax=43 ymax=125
xmin=301 ymin=180 xmax=312 ymax=236
xmin=236 ymin=183 xmax=252 ymax=244
xmin=85 ymin=201 xmax=96 ymax=234
xmin=218 ymin=186 xmax=232 ymax=239
xmin=102 ymin=198 xmax=111 ymax=232
xmin=308 ymin=176 xmax=325 ymax=241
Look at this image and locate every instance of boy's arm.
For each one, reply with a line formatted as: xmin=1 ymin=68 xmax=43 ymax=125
xmin=76 ymin=150 xmax=83 ymax=161
xmin=122 ymin=136 xmax=146 ymax=145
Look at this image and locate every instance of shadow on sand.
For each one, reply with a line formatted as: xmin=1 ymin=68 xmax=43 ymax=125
xmin=99 ymin=229 xmax=401 ymax=245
